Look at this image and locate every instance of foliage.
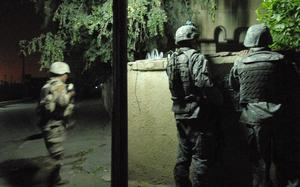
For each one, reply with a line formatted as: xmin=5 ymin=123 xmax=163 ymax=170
xmin=20 ymin=0 xmax=167 ymax=69
xmin=199 ymin=0 xmax=217 ymax=21
xmin=128 ymin=0 xmax=167 ymax=60
xmin=256 ymin=0 xmax=300 ymax=50
xmin=19 ymin=33 xmax=66 ymax=69
xmin=162 ymin=0 xmax=217 ymax=38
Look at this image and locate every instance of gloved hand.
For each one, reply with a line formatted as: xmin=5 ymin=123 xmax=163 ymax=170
xmin=67 ymin=83 xmax=76 ymax=97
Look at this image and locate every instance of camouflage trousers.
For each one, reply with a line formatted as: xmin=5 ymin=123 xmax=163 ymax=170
xmin=174 ymin=118 xmax=219 ymax=187
xmin=40 ymin=119 xmax=66 ymax=161
xmin=241 ymin=116 xmax=284 ymax=187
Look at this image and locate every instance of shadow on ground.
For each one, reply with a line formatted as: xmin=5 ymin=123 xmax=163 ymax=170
xmin=0 ymin=152 xmax=91 ymax=187
xmin=0 ymin=156 xmax=57 ymax=187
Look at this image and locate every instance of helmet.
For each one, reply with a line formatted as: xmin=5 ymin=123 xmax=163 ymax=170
xmin=243 ymin=24 xmax=273 ymax=48
xmin=175 ymin=22 xmax=199 ymax=45
xmin=49 ymin=61 xmax=71 ymax=75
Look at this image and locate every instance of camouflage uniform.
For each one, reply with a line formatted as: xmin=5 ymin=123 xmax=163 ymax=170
xmin=37 ymin=62 xmax=74 ymax=185
xmin=38 ymin=77 xmax=74 ymax=160
xmin=167 ymin=22 xmax=222 ymax=187
xmin=229 ymin=24 xmax=285 ymax=187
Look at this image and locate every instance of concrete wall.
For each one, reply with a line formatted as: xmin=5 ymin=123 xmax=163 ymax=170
xmin=128 ymin=54 xmax=241 ymax=186
xmin=127 ymin=52 xmax=300 ymax=186
xmin=128 ymin=61 xmax=177 ymax=185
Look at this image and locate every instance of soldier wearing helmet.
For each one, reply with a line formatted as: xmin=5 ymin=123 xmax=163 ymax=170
xmin=37 ymin=61 xmax=75 ymax=185
xmin=229 ymin=24 xmax=285 ymax=187
xmin=166 ymin=21 xmax=223 ymax=187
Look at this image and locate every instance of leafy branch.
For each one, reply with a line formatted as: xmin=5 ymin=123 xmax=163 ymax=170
xmin=256 ymin=0 xmax=300 ymax=51
xmin=19 ymin=0 xmax=168 ymax=69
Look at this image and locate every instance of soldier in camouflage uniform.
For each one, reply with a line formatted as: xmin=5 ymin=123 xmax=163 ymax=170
xmin=229 ymin=24 xmax=285 ymax=187
xmin=37 ymin=61 xmax=75 ymax=185
xmin=166 ymin=22 xmax=223 ymax=187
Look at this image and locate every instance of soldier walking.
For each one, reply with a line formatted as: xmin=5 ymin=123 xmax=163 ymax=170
xmin=166 ymin=22 xmax=223 ymax=187
xmin=229 ymin=24 xmax=285 ymax=187
xmin=37 ymin=61 xmax=75 ymax=186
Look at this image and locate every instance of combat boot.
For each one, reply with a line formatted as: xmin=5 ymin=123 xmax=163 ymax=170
xmin=48 ymin=163 xmax=69 ymax=186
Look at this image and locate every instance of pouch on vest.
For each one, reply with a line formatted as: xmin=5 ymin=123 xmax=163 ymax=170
xmin=166 ymin=49 xmax=200 ymax=115
xmin=36 ymin=80 xmax=57 ymax=117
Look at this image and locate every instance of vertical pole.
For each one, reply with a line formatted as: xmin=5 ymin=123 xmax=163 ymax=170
xmin=112 ymin=0 xmax=128 ymax=187
xmin=21 ymin=54 xmax=26 ymax=98
xmin=21 ymin=54 xmax=25 ymax=83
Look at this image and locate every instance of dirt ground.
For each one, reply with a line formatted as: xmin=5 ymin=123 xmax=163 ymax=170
xmin=0 ymin=99 xmax=111 ymax=187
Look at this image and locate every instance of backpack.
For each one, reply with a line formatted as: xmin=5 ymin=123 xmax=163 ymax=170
xmin=166 ymin=49 xmax=201 ymax=99
xmin=36 ymin=79 xmax=58 ymax=117
xmin=166 ymin=49 xmax=223 ymax=107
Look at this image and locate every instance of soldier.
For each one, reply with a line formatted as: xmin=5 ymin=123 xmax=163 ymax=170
xmin=229 ymin=24 xmax=285 ymax=187
xmin=166 ymin=22 xmax=223 ymax=187
xmin=37 ymin=61 xmax=75 ymax=185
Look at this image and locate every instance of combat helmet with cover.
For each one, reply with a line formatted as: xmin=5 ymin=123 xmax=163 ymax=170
xmin=243 ymin=24 xmax=273 ymax=48
xmin=175 ymin=21 xmax=199 ymax=45
xmin=50 ymin=61 xmax=71 ymax=75
xmin=37 ymin=61 xmax=71 ymax=118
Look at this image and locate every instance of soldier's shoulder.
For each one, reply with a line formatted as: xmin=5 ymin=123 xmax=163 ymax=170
xmin=41 ymin=79 xmax=54 ymax=90
xmin=192 ymin=51 xmax=206 ymax=61
xmin=50 ymin=79 xmax=66 ymax=93
xmin=186 ymin=48 xmax=201 ymax=56
xmin=251 ymin=50 xmax=284 ymax=57
xmin=232 ymin=56 xmax=245 ymax=69
xmin=243 ymin=50 xmax=284 ymax=63
xmin=269 ymin=51 xmax=285 ymax=59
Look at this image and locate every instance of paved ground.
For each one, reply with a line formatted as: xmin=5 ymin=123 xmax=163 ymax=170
xmin=0 ymin=98 xmax=111 ymax=187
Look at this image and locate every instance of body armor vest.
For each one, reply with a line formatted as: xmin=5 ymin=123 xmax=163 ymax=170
xmin=37 ymin=79 xmax=70 ymax=119
xmin=37 ymin=79 xmax=58 ymax=117
xmin=166 ymin=49 xmax=199 ymax=100
xmin=238 ymin=51 xmax=284 ymax=104
xmin=166 ymin=49 xmax=205 ymax=116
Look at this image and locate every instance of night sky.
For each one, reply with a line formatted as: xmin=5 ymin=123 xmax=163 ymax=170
xmin=0 ymin=1 xmax=45 ymax=83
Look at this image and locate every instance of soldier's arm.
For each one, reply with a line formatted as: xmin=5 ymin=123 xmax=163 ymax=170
xmin=191 ymin=53 xmax=224 ymax=106
xmin=191 ymin=53 xmax=214 ymax=88
xmin=37 ymin=85 xmax=55 ymax=114
xmin=228 ymin=60 xmax=240 ymax=91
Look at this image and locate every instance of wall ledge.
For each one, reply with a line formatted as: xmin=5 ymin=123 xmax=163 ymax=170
xmin=128 ymin=52 xmax=242 ymax=72
xmin=128 ymin=59 xmax=167 ymax=71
